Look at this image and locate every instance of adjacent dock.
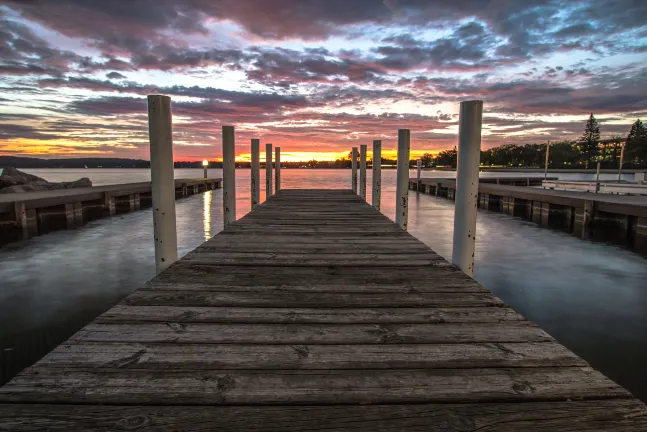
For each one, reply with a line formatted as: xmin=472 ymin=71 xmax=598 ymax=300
xmin=0 ymin=178 xmax=221 ymax=244
xmin=1 ymin=189 xmax=645 ymax=430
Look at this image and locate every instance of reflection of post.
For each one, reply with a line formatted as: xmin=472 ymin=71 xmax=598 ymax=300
xmin=618 ymin=142 xmax=626 ymax=181
xmin=544 ymin=140 xmax=550 ymax=182
xmin=222 ymin=126 xmax=236 ymax=225
xmin=351 ymin=147 xmax=358 ymax=194
xmin=595 ymin=161 xmax=601 ymax=193
xmin=359 ymin=144 xmax=367 ymax=200
xmin=372 ymin=140 xmax=381 ymax=210
xmin=251 ymin=139 xmax=260 ymax=208
xmin=452 ymin=100 xmax=483 ymax=277
xmin=275 ymin=147 xmax=281 ymax=193
xmin=266 ymin=143 xmax=273 ymax=199
xmin=416 ymin=160 xmax=422 ymax=193
xmin=147 ymin=94 xmax=178 ymax=273
xmin=396 ymin=129 xmax=410 ymax=231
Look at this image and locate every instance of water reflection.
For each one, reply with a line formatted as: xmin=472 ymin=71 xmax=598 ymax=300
xmin=203 ymin=190 xmax=212 ymax=241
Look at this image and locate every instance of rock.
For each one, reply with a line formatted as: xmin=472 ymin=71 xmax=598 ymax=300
xmin=0 ymin=167 xmax=93 ymax=194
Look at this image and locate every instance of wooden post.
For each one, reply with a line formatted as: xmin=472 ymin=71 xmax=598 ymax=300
xmin=359 ymin=144 xmax=367 ymax=200
xmin=351 ymin=147 xmax=358 ymax=194
xmin=416 ymin=159 xmax=422 ymax=193
xmin=583 ymin=200 xmax=594 ymax=239
xmin=266 ymin=143 xmax=273 ymax=199
xmin=147 ymin=94 xmax=178 ymax=273
xmin=275 ymin=146 xmax=281 ymax=193
xmin=222 ymin=125 xmax=236 ymax=225
xmin=452 ymin=100 xmax=483 ymax=277
xmin=372 ymin=140 xmax=381 ymax=210
xmin=595 ymin=161 xmax=601 ymax=193
xmin=396 ymin=129 xmax=410 ymax=231
xmin=618 ymin=142 xmax=625 ymax=181
xmin=251 ymin=139 xmax=260 ymax=208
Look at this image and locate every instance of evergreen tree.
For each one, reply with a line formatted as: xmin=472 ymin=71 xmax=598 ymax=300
xmin=625 ymin=119 xmax=647 ymax=164
xmin=579 ymin=113 xmax=600 ymax=165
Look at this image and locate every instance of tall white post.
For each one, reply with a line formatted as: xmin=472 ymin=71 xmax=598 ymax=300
xmin=618 ymin=142 xmax=625 ymax=181
xmin=275 ymin=146 xmax=281 ymax=193
xmin=544 ymin=140 xmax=550 ymax=181
xmin=222 ymin=126 xmax=236 ymax=225
xmin=266 ymin=143 xmax=273 ymax=199
xmin=147 ymin=95 xmax=178 ymax=273
xmin=351 ymin=147 xmax=358 ymax=194
xmin=251 ymin=139 xmax=260 ymax=208
xmin=595 ymin=161 xmax=601 ymax=193
xmin=452 ymin=100 xmax=483 ymax=277
xmin=416 ymin=159 xmax=422 ymax=193
xmin=396 ymin=129 xmax=410 ymax=231
xmin=372 ymin=140 xmax=381 ymax=210
xmin=359 ymin=144 xmax=367 ymax=200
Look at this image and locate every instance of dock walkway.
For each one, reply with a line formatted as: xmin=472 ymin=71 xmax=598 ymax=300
xmin=1 ymin=189 xmax=646 ymax=430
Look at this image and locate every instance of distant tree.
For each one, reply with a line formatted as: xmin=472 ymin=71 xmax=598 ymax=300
xmin=435 ymin=147 xmax=457 ymax=168
xmin=420 ymin=153 xmax=434 ymax=167
xmin=578 ymin=113 xmax=600 ymax=166
xmin=625 ymin=119 xmax=647 ymax=164
xmin=308 ymin=159 xmax=318 ymax=168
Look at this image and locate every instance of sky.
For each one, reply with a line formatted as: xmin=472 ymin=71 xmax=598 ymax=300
xmin=0 ymin=0 xmax=646 ymax=162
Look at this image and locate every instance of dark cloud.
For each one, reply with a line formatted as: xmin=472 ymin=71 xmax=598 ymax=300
xmin=106 ymin=72 xmax=127 ymax=79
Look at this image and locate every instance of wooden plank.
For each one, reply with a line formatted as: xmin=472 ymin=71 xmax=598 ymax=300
xmin=124 ymin=290 xmax=504 ymax=308
xmin=2 ymin=400 xmax=646 ymax=431
xmin=72 ymin=322 xmax=550 ymax=344
xmin=96 ymin=305 xmax=526 ymax=324
xmin=0 ymin=367 xmax=629 ymax=405
xmin=180 ymin=252 xmax=446 ymax=266
xmin=38 ymin=342 xmax=585 ymax=370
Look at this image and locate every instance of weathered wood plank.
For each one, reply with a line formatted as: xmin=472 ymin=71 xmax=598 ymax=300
xmin=72 ymin=322 xmax=551 ymax=344
xmin=96 ymin=305 xmax=526 ymax=324
xmin=2 ymin=400 xmax=646 ymax=432
xmin=38 ymin=342 xmax=586 ymax=370
xmin=0 ymin=367 xmax=629 ymax=405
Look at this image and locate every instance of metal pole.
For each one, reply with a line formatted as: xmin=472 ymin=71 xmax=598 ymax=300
xmin=452 ymin=100 xmax=483 ymax=277
xmin=396 ymin=129 xmax=410 ymax=231
xmin=147 ymin=95 xmax=178 ymax=273
xmin=251 ymin=139 xmax=260 ymax=208
xmin=416 ymin=159 xmax=422 ymax=193
xmin=222 ymin=126 xmax=236 ymax=225
xmin=266 ymin=143 xmax=273 ymax=199
xmin=203 ymin=166 xmax=208 ymax=179
xmin=275 ymin=146 xmax=281 ymax=193
xmin=544 ymin=140 xmax=550 ymax=181
xmin=359 ymin=144 xmax=367 ymax=200
xmin=618 ymin=142 xmax=625 ymax=182
xmin=595 ymin=161 xmax=601 ymax=193
xmin=372 ymin=140 xmax=381 ymax=210
xmin=351 ymin=147 xmax=358 ymax=194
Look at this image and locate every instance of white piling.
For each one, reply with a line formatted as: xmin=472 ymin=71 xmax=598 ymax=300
xmin=595 ymin=161 xmax=601 ymax=193
xmin=275 ymin=147 xmax=281 ymax=193
xmin=544 ymin=140 xmax=550 ymax=181
xmin=359 ymin=144 xmax=367 ymax=200
xmin=618 ymin=142 xmax=626 ymax=181
xmin=452 ymin=100 xmax=483 ymax=277
xmin=251 ymin=139 xmax=260 ymax=208
xmin=203 ymin=160 xmax=208 ymax=179
xmin=416 ymin=159 xmax=422 ymax=193
xmin=396 ymin=129 xmax=410 ymax=231
xmin=147 ymin=95 xmax=178 ymax=273
xmin=372 ymin=140 xmax=381 ymax=210
xmin=222 ymin=126 xmax=236 ymax=225
xmin=266 ymin=143 xmax=273 ymax=199
xmin=351 ymin=147 xmax=358 ymax=194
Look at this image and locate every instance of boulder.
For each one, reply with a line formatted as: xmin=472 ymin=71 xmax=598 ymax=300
xmin=0 ymin=167 xmax=93 ymax=194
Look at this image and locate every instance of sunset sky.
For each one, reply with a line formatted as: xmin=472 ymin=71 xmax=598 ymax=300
xmin=1 ymin=1 xmax=646 ymax=161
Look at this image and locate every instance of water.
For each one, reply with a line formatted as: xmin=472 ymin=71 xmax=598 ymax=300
xmin=1 ymin=169 xmax=646 ymax=402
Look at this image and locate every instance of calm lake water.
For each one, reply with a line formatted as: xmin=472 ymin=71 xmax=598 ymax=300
xmin=1 ymin=168 xmax=646 ymax=402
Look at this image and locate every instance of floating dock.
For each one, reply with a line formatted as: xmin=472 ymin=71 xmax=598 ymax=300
xmin=1 ymin=189 xmax=645 ymax=430
xmin=0 ymin=178 xmax=221 ymax=244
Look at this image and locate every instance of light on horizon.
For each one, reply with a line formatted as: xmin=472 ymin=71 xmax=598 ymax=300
xmin=202 ymin=159 xmax=208 ymax=167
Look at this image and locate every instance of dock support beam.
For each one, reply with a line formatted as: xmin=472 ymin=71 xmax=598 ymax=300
xmin=266 ymin=144 xmax=273 ymax=199
xmin=222 ymin=126 xmax=236 ymax=226
xmin=583 ymin=200 xmax=594 ymax=240
xmin=372 ymin=140 xmax=381 ymax=210
xmin=452 ymin=100 xmax=483 ymax=277
xmin=416 ymin=160 xmax=422 ymax=193
xmin=360 ymin=144 xmax=367 ymax=200
xmin=251 ymin=139 xmax=260 ymax=208
xmin=147 ymin=94 xmax=178 ymax=273
xmin=275 ymin=147 xmax=281 ymax=193
xmin=351 ymin=147 xmax=358 ymax=194
xmin=396 ymin=129 xmax=410 ymax=231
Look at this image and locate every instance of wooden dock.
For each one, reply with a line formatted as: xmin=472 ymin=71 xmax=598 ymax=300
xmin=1 ymin=189 xmax=646 ymax=430
xmin=0 ymin=178 xmax=221 ymax=245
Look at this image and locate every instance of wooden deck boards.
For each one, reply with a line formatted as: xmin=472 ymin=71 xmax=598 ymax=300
xmin=1 ymin=188 xmax=646 ymax=430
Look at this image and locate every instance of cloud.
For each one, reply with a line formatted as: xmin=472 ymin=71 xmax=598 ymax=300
xmin=106 ymin=71 xmax=127 ymax=80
